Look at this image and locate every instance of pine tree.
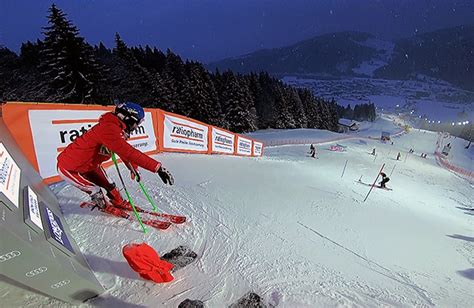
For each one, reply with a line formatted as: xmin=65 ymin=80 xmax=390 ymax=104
xmin=286 ymin=86 xmax=307 ymax=128
xmin=41 ymin=4 xmax=104 ymax=103
xmin=160 ymin=49 xmax=188 ymax=113
xmin=299 ymin=88 xmax=322 ymax=128
xmin=273 ymin=83 xmax=295 ymax=128
xmin=109 ymin=33 xmax=154 ymax=105
xmin=219 ymin=71 xmax=257 ymax=132
xmin=184 ymin=62 xmax=224 ymax=126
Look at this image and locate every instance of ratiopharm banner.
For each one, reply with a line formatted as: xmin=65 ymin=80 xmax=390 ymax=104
xmin=211 ymin=127 xmax=235 ymax=154
xmin=253 ymin=141 xmax=263 ymax=157
xmin=2 ymin=102 xmax=264 ymax=184
xmin=160 ymin=112 xmax=209 ymax=153
xmin=29 ymin=109 xmax=156 ymax=179
xmin=236 ymin=136 xmax=253 ymax=156
xmin=1 ymin=103 xmax=158 ymax=182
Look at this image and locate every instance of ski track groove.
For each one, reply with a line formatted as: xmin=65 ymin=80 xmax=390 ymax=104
xmin=297 ymin=221 xmax=435 ymax=306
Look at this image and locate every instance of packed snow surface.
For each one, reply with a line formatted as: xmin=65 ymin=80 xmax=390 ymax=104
xmin=4 ymin=117 xmax=473 ymax=307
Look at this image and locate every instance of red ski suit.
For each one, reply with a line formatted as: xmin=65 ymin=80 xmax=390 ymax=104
xmin=57 ymin=112 xmax=160 ymax=195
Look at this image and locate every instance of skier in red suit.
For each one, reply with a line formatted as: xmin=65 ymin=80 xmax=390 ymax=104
xmin=57 ymin=102 xmax=174 ymax=210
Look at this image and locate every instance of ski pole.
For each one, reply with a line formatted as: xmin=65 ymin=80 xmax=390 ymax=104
xmin=124 ymin=161 xmax=159 ymax=212
xmin=363 ymin=163 xmax=385 ymax=202
xmin=137 ymin=181 xmax=158 ymax=212
xmin=111 ymin=152 xmax=147 ymax=233
xmin=341 ymin=159 xmax=348 ymax=178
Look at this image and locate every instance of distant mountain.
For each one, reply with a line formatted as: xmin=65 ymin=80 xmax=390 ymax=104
xmin=374 ymin=24 xmax=474 ymax=91
xmin=209 ymin=25 xmax=474 ymax=91
xmin=208 ymin=31 xmax=381 ymax=77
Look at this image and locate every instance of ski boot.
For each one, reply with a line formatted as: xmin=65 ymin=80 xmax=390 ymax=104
xmin=89 ymin=190 xmax=107 ymax=211
xmin=107 ymin=187 xmax=139 ymax=211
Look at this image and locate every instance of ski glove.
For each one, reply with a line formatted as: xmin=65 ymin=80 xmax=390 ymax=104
xmin=157 ymin=166 xmax=174 ymax=185
xmin=126 ymin=162 xmax=141 ymax=182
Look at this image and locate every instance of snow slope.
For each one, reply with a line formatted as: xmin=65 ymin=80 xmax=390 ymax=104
xmin=4 ymin=118 xmax=473 ymax=307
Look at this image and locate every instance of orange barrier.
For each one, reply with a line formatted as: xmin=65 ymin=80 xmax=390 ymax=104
xmin=253 ymin=141 xmax=264 ymax=156
xmin=1 ymin=102 xmax=159 ymax=183
xmin=210 ymin=126 xmax=235 ymax=155
xmin=1 ymin=102 xmax=263 ymax=183
xmin=434 ymin=134 xmax=473 ymax=181
xmin=157 ymin=110 xmax=209 ymax=154
xmin=235 ymin=135 xmax=253 ymax=156
xmin=435 ymin=152 xmax=474 ymax=180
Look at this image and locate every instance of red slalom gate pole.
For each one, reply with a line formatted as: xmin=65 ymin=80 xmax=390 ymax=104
xmin=363 ymin=163 xmax=385 ymax=202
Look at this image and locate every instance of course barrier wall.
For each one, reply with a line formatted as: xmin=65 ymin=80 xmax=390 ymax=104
xmin=435 ymin=133 xmax=473 ymax=181
xmin=1 ymin=102 xmax=263 ymax=184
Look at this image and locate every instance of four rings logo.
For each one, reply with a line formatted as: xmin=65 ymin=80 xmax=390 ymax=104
xmin=0 ymin=250 xmax=21 ymax=263
xmin=51 ymin=280 xmax=70 ymax=289
xmin=25 ymin=267 xmax=48 ymax=277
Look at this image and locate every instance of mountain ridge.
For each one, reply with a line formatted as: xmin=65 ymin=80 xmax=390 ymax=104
xmin=208 ymin=24 xmax=474 ymax=91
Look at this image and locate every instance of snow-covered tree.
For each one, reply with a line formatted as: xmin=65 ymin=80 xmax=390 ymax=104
xmin=41 ymin=4 xmax=104 ymax=103
xmin=219 ymin=71 xmax=257 ymax=132
xmin=184 ymin=61 xmax=224 ymax=126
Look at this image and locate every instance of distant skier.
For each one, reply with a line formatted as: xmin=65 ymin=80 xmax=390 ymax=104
xmin=57 ymin=102 xmax=174 ymax=210
xmin=309 ymin=144 xmax=316 ymax=158
xmin=371 ymin=148 xmax=376 ymax=155
xmin=379 ymin=172 xmax=390 ymax=188
xmin=396 ymin=152 xmax=401 ymax=160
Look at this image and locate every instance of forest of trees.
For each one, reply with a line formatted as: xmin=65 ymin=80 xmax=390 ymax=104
xmin=0 ymin=4 xmax=345 ymax=133
xmin=335 ymin=103 xmax=376 ymax=122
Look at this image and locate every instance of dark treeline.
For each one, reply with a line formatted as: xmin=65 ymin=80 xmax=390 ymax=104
xmin=335 ymin=103 xmax=376 ymax=122
xmin=0 ymin=4 xmax=339 ymax=133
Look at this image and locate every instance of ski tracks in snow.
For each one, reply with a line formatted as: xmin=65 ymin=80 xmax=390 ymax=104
xmin=297 ymin=221 xmax=435 ymax=306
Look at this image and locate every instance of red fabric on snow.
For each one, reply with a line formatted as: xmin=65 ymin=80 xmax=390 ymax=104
xmin=57 ymin=112 xmax=161 ymax=174
xmin=122 ymin=243 xmax=174 ymax=283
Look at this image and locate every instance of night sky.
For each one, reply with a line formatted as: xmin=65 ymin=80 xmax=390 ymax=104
xmin=1 ymin=0 xmax=473 ymax=62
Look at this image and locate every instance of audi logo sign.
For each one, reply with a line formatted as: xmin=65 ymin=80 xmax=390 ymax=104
xmin=51 ymin=279 xmax=70 ymax=289
xmin=0 ymin=250 xmax=21 ymax=263
xmin=25 ymin=266 xmax=48 ymax=277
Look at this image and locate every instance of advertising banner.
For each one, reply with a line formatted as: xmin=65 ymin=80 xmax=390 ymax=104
xmin=44 ymin=207 xmax=75 ymax=255
xmin=211 ymin=127 xmax=235 ymax=154
xmin=24 ymin=186 xmax=43 ymax=232
xmin=28 ymin=109 xmax=157 ymax=179
xmin=236 ymin=136 xmax=253 ymax=156
xmin=0 ymin=143 xmax=21 ymax=209
xmin=253 ymin=141 xmax=263 ymax=157
xmin=161 ymin=113 xmax=209 ymax=153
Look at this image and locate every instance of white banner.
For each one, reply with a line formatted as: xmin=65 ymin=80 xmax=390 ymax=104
xmin=211 ymin=128 xmax=235 ymax=154
xmin=27 ymin=187 xmax=43 ymax=230
xmin=163 ymin=114 xmax=208 ymax=152
xmin=29 ymin=110 xmax=157 ymax=179
xmin=237 ymin=136 xmax=253 ymax=156
xmin=0 ymin=143 xmax=21 ymax=208
xmin=253 ymin=141 xmax=263 ymax=156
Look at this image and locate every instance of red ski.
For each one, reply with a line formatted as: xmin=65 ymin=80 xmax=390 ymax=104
xmin=80 ymin=202 xmax=172 ymax=230
xmin=132 ymin=207 xmax=186 ymax=224
xmin=100 ymin=202 xmax=186 ymax=224
xmin=356 ymin=180 xmax=393 ymax=191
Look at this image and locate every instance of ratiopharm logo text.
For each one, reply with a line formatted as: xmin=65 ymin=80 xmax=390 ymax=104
xmin=237 ymin=137 xmax=252 ymax=155
xmin=212 ymin=128 xmax=235 ymax=154
xmin=28 ymin=109 xmax=156 ymax=179
xmin=164 ymin=114 xmax=208 ymax=151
